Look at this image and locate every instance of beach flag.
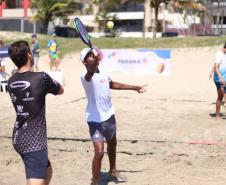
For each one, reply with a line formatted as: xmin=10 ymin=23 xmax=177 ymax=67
xmin=0 ymin=45 xmax=9 ymax=58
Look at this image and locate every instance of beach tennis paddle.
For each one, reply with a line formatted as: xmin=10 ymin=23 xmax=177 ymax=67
xmin=73 ymin=17 xmax=97 ymax=56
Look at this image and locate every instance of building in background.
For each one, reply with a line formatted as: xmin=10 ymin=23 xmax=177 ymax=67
xmin=0 ymin=0 xmax=83 ymax=34
xmin=0 ymin=0 xmax=205 ymax=37
xmin=0 ymin=0 xmax=43 ymax=33
xmin=204 ymin=0 xmax=226 ymax=35
xmin=70 ymin=1 xmax=203 ymax=37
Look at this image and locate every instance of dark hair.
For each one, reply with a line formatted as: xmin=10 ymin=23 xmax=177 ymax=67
xmin=8 ymin=40 xmax=30 ymax=69
xmin=32 ymin=34 xmax=37 ymax=38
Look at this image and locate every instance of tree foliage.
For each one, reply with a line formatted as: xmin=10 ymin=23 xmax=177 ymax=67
xmin=31 ymin=0 xmax=72 ymax=34
xmin=129 ymin=0 xmax=208 ymax=37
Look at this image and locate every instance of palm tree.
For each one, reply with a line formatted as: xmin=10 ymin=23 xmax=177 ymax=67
xmin=151 ymin=0 xmax=164 ymax=37
xmin=143 ymin=0 xmax=151 ymax=37
xmin=149 ymin=0 xmax=207 ymax=37
xmin=136 ymin=0 xmax=208 ymax=37
xmin=169 ymin=0 xmax=208 ymax=35
xmin=31 ymin=0 xmax=72 ymax=34
xmin=169 ymin=0 xmax=206 ymax=11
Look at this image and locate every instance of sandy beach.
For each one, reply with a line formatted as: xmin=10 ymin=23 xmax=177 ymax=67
xmin=1 ymin=46 xmax=226 ymax=185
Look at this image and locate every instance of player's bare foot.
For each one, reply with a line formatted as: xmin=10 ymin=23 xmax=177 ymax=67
xmin=216 ymin=114 xmax=221 ymax=119
xmin=109 ymin=171 xmax=127 ymax=182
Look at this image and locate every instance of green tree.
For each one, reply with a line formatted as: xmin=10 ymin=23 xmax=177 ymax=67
xmin=31 ymin=0 xmax=72 ymax=34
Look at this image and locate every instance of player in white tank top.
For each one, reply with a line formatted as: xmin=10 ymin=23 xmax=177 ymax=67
xmin=80 ymin=48 xmax=147 ymax=185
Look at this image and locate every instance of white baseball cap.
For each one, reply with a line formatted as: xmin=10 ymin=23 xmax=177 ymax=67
xmin=80 ymin=48 xmax=92 ymax=62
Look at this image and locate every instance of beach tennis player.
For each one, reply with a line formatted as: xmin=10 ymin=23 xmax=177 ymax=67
xmin=213 ymin=42 xmax=226 ymax=119
xmin=80 ymin=48 xmax=147 ymax=185
xmin=8 ymin=40 xmax=64 ymax=185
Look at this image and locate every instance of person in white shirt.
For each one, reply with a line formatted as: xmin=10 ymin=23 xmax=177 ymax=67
xmin=213 ymin=43 xmax=226 ymax=119
xmin=80 ymin=48 xmax=147 ymax=185
xmin=0 ymin=40 xmax=7 ymax=81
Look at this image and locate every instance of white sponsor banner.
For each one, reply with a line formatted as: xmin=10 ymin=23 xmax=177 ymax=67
xmin=99 ymin=49 xmax=171 ymax=75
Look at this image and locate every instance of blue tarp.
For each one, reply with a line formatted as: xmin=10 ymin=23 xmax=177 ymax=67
xmin=0 ymin=45 xmax=9 ymax=58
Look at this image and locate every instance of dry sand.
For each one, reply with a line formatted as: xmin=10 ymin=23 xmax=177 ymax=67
xmin=1 ymin=46 xmax=226 ymax=185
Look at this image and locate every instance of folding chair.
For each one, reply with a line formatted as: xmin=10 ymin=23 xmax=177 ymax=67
xmin=0 ymin=72 xmax=10 ymax=93
xmin=0 ymin=80 xmax=8 ymax=93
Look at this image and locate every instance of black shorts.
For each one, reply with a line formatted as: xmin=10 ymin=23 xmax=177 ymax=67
xmin=214 ymin=80 xmax=226 ymax=93
xmin=20 ymin=150 xmax=51 ymax=179
xmin=88 ymin=115 xmax=116 ymax=142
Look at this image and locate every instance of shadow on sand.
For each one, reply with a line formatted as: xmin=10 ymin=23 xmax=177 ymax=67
xmin=98 ymin=172 xmax=126 ymax=185
xmin=209 ymin=113 xmax=226 ymax=119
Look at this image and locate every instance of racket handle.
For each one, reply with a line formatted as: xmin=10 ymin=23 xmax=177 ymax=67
xmin=91 ymin=47 xmax=98 ymax=56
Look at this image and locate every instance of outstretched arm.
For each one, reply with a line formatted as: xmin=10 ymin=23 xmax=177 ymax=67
xmin=110 ymin=81 xmax=147 ymax=93
xmin=209 ymin=65 xmax=214 ymax=80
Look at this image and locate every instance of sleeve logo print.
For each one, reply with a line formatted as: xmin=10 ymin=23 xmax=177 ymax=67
xmin=10 ymin=81 xmax=31 ymax=90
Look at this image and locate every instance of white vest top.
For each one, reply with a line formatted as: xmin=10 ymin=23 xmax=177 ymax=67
xmin=81 ymin=71 xmax=114 ymax=123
